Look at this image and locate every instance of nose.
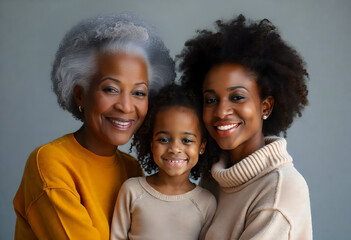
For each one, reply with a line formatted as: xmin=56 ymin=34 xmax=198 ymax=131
xmin=215 ymin=99 xmax=234 ymax=119
xmin=114 ymin=92 xmax=133 ymax=113
xmin=168 ymin=140 xmax=183 ymax=153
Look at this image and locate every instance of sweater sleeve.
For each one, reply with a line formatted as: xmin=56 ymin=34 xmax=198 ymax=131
xmin=198 ymin=191 xmax=217 ymax=240
xmin=239 ymin=209 xmax=290 ymax=240
xmin=110 ymin=179 xmax=135 ymax=240
xmin=24 ymin=188 xmax=101 ymax=240
xmin=14 ymin=144 xmax=111 ymax=239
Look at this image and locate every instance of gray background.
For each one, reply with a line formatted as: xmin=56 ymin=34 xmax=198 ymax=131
xmin=1 ymin=0 xmax=350 ymax=239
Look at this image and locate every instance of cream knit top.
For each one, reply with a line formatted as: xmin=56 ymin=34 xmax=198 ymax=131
xmin=205 ymin=137 xmax=313 ymax=240
xmin=111 ymin=177 xmax=217 ymax=240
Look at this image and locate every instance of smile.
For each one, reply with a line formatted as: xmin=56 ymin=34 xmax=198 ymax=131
xmin=214 ymin=123 xmax=240 ymax=137
xmin=108 ymin=118 xmax=133 ymax=130
xmin=164 ymin=159 xmax=186 ymax=167
xmin=216 ymin=123 xmax=239 ymax=131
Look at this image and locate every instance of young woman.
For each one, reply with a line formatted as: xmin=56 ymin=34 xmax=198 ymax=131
xmin=13 ymin=13 xmax=175 ymax=239
xmin=110 ymin=85 xmax=216 ymax=240
xmin=179 ymin=14 xmax=313 ymax=239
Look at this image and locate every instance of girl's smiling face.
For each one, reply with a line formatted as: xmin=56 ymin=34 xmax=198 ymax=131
xmin=202 ymin=63 xmax=273 ymax=162
xmin=151 ymin=106 xmax=206 ymax=178
xmin=75 ymin=52 xmax=149 ymax=155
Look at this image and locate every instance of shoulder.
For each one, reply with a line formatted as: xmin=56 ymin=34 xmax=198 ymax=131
xmin=255 ymin=163 xmax=309 ymax=193
xmin=17 ymin=135 xmax=75 ymax=199
xmin=118 ymin=177 xmax=146 ymax=204
xmin=192 ymin=186 xmax=217 ymax=211
xmin=116 ymin=149 xmax=136 ymax=163
xmin=197 ymin=187 xmax=217 ymax=204
xmin=250 ymin=164 xmax=310 ymax=211
xmin=189 ymin=186 xmax=217 ymax=222
xmin=24 ymin=134 xmax=78 ymax=188
xmin=121 ymin=177 xmax=143 ymax=190
xmin=274 ymin=165 xmax=310 ymax=201
xmin=116 ymin=150 xmax=143 ymax=176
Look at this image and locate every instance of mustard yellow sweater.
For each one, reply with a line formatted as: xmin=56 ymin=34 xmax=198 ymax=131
xmin=13 ymin=133 xmax=142 ymax=240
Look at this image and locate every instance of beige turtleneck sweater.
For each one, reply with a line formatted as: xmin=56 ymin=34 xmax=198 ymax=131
xmin=111 ymin=177 xmax=217 ymax=240
xmin=204 ymin=137 xmax=312 ymax=240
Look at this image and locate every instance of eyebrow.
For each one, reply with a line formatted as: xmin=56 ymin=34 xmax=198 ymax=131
xmin=155 ymin=131 xmax=197 ymax=137
xmin=226 ymin=86 xmax=248 ymax=91
xmin=100 ymin=77 xmax=120 ymax=83
xmin=100 ymin=77 xmax=148 ymax=86
xmin=203 ymin=86 xmax=247 ymax=94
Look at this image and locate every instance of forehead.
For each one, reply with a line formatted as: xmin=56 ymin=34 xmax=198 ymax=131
xmin=96 ymin=52 xmax=148 ymax=72
xmin=154 ymin=106 xmax=201 ymax=133
xmin=203 ymin=63 xmax=258 ymax=90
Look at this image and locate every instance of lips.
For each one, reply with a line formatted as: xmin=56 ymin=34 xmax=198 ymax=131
xmin=164 ymin=158 xmax=187 ymax=167
xmin=214 ymin=122 xmax=241 ymax=137
xmin=107 ymin=117 xmax=134 ymax=130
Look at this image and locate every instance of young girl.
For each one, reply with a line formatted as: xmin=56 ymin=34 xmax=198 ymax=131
xmin=110 ymin=84 xmax=217 ymax=240
xmin=179 ymin=15 xmax=313 ymax=239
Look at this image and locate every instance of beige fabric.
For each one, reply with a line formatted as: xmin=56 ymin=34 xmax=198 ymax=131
xmin=205 ymin=137 xmax=313 ymax=240
xmin=111 ymin=177 xmax=217 ymax=240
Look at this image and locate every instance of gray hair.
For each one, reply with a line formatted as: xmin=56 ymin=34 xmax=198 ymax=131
xmin=51 ymin=13 xmax=175 ymax=120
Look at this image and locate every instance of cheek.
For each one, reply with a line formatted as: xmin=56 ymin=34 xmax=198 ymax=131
xmin=241 ymin=103 xmax=260 ymax=121
xmin=202 ymin=107 xmax=212 ymax=125
xmin=136 ymin=99 xmax=148 ymax=118
xmin=151 ymin=143 xmax=165 ymax=157
xmin=189 ymin=145 xmax=201 ymax=158
xmin=85 ymin=95 xmax=111 ymax=120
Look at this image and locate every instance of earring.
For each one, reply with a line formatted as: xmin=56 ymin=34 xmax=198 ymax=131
xmin=199 ymin=151 xmax=203 ymax=155
xmin=263 ymin=115 xmax=268 ymax=120
xmin=79 ymin=106 xmax=83 ymax=113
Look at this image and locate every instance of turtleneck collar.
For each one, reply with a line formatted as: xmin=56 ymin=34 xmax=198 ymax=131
xmin=211 ymin=137 xmax=293 ymax=190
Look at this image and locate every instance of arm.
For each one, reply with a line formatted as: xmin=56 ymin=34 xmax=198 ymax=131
xmin=199 ymin=193 xmax=217 ymax=240
xmin=110 ymin=181 xmax=133 ymax=240
xmin=239 ymin=209 xmax=290 ymax=240
xmin=14 ymin=146 xmax=106 ymax=239
xmin=24 ymin=188 xmax=101 ymax=240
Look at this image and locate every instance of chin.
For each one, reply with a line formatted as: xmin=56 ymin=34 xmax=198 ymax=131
xmin=108 ymin=134 xmax=133 ymax=147
xmin=216 ymin=140 xmax=237 ymax=151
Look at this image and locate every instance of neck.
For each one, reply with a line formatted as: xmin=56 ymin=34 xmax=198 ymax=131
xmin=147 ymin=171 xmax=195 ymax=195
xmin=74 ymin=125 xmax=117 ymax=156
xmin=228 ymin=133 xmax=265 ymax=166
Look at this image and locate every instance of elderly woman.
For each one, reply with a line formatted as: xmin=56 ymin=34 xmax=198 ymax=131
xmin=13 ymin=14 xmax=174 ymax=239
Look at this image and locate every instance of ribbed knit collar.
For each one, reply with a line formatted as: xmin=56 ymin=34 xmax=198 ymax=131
xmin=211 ymin=137 xmax=292 ymax=190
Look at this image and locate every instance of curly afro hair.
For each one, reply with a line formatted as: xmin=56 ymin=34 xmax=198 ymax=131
xmin=178 ymin=14 xmax=309 ymax=137
xmin=131 ymin=84 xmax=209 ymax=180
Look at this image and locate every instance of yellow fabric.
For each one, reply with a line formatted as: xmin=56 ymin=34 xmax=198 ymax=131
xmin=13 ymin=133 xmax=142 ymax=240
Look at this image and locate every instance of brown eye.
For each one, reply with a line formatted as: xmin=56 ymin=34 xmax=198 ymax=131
xmin=204 ymin=97 xmax=218 ymax=104
xmin=182 ymin=138 xmax=193 ymax=144
xmin=103 ymin=86 xmax=119 ymax=93
xmin=230 ymin=95 xmax=245 ymax=101
xmin=133 ymin=90 xmax=147 ymax=97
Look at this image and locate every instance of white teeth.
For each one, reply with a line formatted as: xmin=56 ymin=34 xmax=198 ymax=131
xmin=110 ymin=119 xmax=130 ymax=125
xmin=217 ymin=124 xmax=238 ymax=131
xmin=168 ymin=160 xmax=184 ymax=163
xmin=170 ymin=160 xmax=182 ymax=163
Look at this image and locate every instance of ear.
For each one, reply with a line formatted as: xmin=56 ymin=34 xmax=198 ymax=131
xmin=199 ymin=138 xmax=207 ymax=155
xmin=261 ymin=96 xmax=274 ymax=120
xmin=73 ymin=85 xmax=85 ymax=108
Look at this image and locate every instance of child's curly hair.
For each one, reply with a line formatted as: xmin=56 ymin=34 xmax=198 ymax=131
xmin=178 ymin=14 xmax=309 ymax=137
xmin=131 ymin=84 xmax=209 ymax=180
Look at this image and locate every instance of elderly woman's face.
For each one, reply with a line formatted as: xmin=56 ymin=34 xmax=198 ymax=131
xmin=79 ymin=53 xmax=149 ymax=153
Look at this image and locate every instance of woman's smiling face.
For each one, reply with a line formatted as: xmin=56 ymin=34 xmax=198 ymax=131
xmin=202 ymin=63 xmax=268 ymax=160
xmin=75 ymin=52 xmax=149 ymax=155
